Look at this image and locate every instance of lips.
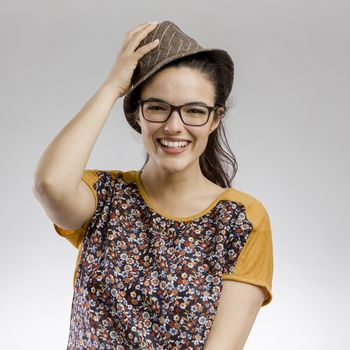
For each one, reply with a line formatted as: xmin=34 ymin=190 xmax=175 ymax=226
xmin=157 ymin=139 xmax=190 ymax=147
xmin=157 ymin=137 xmax=191 ymax=142
xmin=156 ymin=138 xmax=190 ymax=154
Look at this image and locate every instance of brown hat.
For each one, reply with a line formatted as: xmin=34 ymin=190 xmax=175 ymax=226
xmin=123 ymin=20 xmax=234 ymax=134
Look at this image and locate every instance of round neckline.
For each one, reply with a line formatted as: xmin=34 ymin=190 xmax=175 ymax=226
xmin=134 ymin=169 xmax=232 ymax=222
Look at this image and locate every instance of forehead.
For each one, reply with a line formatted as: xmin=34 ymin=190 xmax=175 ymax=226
xmin=140 ymin=66 xmax=215 ymax=104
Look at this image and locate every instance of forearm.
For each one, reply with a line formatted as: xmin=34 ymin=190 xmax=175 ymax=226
xmin=33 ymin=83 xmax=120 ymax=199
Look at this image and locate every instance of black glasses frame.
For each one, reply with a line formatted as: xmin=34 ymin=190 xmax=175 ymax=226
xmin=138 ymin=98 xmax=222 ymax=127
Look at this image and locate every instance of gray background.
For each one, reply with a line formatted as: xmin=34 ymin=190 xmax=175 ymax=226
xmin=1 ymin=0 xmax=349 ymax=348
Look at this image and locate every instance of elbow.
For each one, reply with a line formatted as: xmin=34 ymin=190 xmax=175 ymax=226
xmin=32 ymin=178 xmax=62 ymax=202
xmin=33 ymin=178 xmax=50 ymax=195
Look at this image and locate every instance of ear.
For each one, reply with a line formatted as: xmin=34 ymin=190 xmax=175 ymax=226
xmin=135 ymin=110 xmax=141 ymax=127
xmin=209 ymin=107 xmax=224 ymax=133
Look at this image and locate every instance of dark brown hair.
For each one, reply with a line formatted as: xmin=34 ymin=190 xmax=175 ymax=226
xmin=130 ymin=52 xmax=238 ymax=188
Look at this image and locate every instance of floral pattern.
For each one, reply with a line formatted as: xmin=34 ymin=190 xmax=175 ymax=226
xmin=66 ymin=170 xmax=253 ymax=349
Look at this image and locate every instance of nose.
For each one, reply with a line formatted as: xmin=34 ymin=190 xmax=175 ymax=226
xmin=163 ymin=109 xmax=184 ymax=131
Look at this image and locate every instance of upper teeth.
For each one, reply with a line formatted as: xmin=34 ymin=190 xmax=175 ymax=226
xmin=159 ymin=139 xmax=189 ymax=147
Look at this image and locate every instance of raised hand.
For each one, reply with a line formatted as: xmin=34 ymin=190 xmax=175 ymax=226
xmin=103 ymin=22 xmax=160 ymax=98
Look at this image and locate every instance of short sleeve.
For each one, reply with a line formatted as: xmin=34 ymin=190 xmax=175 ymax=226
xmin=222 ymin=202 xmax=274 ymax=306
xmin=53 ymin=169 xmax=99 ymax=249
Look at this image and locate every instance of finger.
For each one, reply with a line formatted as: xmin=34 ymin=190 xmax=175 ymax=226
xmin=121 ymin=22 xmax=157 ymax=51
xmin=125 ymin=24 xmax=159 ymax=53
xmin=134 ymin=39 xmax=160 ymax=59
xmin=126 ymin=22 xmax=157 ymax=38
xmin=127 ymin=22 xmax=150 ymax=33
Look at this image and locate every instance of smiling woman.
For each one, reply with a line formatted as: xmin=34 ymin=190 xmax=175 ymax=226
xmin=134 ymin=65 xmax=225 ymax=177
xmin=33 ymin=19 xmax=273 ymax=350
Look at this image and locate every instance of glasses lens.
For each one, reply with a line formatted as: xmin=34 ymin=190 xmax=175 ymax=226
xmin=143 ymin=101 xmax=170 ymax=122
xmin=181 ymin=105 xmax=209 ymax=126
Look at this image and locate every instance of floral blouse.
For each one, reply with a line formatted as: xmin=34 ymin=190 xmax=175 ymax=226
xmin=53 ymin=169 xmax=273 ymax=349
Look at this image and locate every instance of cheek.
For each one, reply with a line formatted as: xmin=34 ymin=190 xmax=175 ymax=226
xmin=140 ymin=125 xmax=158 ymax=148
xmin=194 ymin=132 xmax=212 ymax=155
xmin=191 ymin=129 xmax=210 ymax=145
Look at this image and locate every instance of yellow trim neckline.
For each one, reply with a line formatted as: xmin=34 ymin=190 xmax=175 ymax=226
xmin=134 ymin=170 xmax=232 ymax=222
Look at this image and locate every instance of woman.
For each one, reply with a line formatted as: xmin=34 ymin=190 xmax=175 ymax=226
xmin=33 ymin=20 xmax=273 ymax=350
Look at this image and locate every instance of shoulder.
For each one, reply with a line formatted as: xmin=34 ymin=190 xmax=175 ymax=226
xmin=221 ymin=187 xmax=274 ymax=306
xmin=220 ymin=186 xmax=271 ymax=230
xmin=82 ymin=169 xmax=138 ymax=184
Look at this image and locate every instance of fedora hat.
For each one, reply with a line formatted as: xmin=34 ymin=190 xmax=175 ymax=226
xmin=123 ymin=20 xmax=234 ymax=134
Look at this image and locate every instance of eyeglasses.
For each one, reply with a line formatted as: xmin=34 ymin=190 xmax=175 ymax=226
xmin=138 ymin=98 xmax=222 ymax=127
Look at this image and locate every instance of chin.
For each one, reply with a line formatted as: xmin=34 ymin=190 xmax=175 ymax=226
xmin=159 ymin=163 xmax=186 ymax=174
xmin=158 ymin=158 xmax=199 ymax=174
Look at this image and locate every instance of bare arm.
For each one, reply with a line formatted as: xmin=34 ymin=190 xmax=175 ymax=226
xmin=32 ymin=84 xmax=119 ymax=229
xmin=32 ymin=22 xmax=160 ymax=230
xmin=33 ymin=83 xmax=118 ymax=194
xmin=203 ymin=280 xmax=265 ymax=350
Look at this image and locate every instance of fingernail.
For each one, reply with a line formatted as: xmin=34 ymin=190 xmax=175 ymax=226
xmin=148 ymin=21 xmax=158 ymax=25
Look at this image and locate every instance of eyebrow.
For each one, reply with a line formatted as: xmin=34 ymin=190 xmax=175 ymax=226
xmin=142 ymin=97 xmax=210 ymax=106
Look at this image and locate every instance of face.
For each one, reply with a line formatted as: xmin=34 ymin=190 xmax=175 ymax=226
xmin=136 ymin=66 xmax=224 ymax=174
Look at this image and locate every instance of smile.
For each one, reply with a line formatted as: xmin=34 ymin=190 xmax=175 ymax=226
xmin=157 ymin=139 xmax=191 ymax=154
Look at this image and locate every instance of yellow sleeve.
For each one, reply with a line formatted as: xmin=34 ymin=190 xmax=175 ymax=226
xmin=53 ymin=169 xmax=99 ymax=249
xmin=222 ymin=202 xmax=274 ymax=307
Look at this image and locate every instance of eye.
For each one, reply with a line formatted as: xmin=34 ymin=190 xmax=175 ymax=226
xmin=148 ymin=105 xmax=165 ymax=110
xmin=144 ymin=102 xmax=168 ymax=111
xmin=185 ymin=107 xmax=206 ymax=114
xmin=192 ymin=109 xmax=204 ymax=114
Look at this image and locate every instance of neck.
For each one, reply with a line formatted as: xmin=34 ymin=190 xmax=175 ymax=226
xmin=139 ymin=162 xmax=211 ymax=203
